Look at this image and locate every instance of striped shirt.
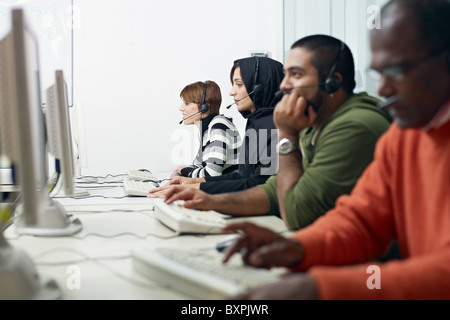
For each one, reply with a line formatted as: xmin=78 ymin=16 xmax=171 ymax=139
xmin=180 ymin=114 xmax=241 ymax=178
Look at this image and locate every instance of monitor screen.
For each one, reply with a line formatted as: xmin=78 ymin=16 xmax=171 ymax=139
xmin=44 ymin=70 xmax=88 ymax=197
xmin=0 ymin=8 xmax=82 ymax=236
xmin=0 ymin=7 xmax=64 ymax=300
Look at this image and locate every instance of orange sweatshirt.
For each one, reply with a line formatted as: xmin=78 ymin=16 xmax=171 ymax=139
xmin=290 ymin=117 xmax=450 ymax=299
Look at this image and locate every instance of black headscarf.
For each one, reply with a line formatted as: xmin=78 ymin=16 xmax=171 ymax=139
xmin=232 ymin=56 xmax=284 ymax=119
xmin=231 ymin=56 xmax=284 ymax=183
xmin=197 ymin=56 xmax=285 ymax=194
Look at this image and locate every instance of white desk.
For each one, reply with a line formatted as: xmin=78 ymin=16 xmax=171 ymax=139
xmin=3 ymin=180 xmax=288 ymax=300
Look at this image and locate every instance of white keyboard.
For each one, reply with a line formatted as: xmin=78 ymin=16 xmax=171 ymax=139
xmin=153 ymin=199 xmax=227 ymax=234
xmin=131 ymin=247 xmax=285 ymax=299
xmin=123 ymin=179 xmax=158 ymax=196
xmin=127 ymin=169 xmax=159 ymax=182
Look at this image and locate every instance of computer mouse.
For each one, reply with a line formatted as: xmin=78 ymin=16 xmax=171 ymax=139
xmin=138 ymin=169 xmax=151 ymax=173
xmin=216 ymin=234 xmax=240 ymax=252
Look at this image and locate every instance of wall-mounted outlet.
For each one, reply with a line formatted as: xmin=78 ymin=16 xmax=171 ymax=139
xmin=249 ymin=50 xmax=271 ymax=58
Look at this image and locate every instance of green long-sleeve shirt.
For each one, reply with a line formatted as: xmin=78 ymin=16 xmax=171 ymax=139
xmin=260 ymin=92 xmax=392 ymax=229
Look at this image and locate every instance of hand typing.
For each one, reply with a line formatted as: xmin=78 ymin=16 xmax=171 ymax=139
xmin=162 ymin=186 xmax=216 ymax=211
xmin=147 ymin=183 xmax=200 ymax=199
xmin=222 ymin=222 xmax=304 ymax=269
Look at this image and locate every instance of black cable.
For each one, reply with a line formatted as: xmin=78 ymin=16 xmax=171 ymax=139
xmin=77 ymin=173 xmax=126 ymax=180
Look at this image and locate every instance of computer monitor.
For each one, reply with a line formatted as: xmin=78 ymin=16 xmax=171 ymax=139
xmin=44 ymin=70 xmax=88 ymax=197
xmin=0 ymin=8 xmax=63 ymax=300
xmin=70 ymin=103 xmax=89 ymax=178
xmin=0 ymin=8 xmax=82 ymax=236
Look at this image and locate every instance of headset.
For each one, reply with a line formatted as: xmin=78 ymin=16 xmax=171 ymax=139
xmin=323 ymin=40 xmax=345 ymax=94
xmin=251 ymin=56 xmax=264 ymax=98
xmin=199 ymin=81 xmax=210 ymax=113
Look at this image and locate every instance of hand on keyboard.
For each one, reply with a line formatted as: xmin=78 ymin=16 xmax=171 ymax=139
xmin=221 ymin=221 xmax=304 ymax=269
xmin=147 ymin=183 xmax=200 ymax=199
xmin=152 ymin=185 xmax=216 ymax=213
xmin=166 ymin=176 xmax=205 ymax=186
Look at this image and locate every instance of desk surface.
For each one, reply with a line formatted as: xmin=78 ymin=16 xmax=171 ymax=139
xmin=3 ymin=179 xmax=288 ymax=300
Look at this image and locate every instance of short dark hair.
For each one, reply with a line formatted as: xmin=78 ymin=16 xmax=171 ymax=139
xmin=291 ymin=35 xmax=356 ymax=95
xmin=382 ymin=0 xmax=450 ymax=53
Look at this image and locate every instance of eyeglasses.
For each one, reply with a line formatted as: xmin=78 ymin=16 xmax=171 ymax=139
xmin=367 ymin=45 xmax=449 ymax=82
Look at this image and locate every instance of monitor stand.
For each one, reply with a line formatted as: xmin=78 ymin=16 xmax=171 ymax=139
xmin=14 ymin=198 xmax=82 ymax=237
xmin=0 ymin=232 xmax=61 ymax=299
xmin=49 ymin=175 xmax=89 ymax=198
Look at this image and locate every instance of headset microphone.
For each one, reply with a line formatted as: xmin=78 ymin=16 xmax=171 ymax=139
xmin=226 ymin=87 xmax=261 ymax=109
xmin=377 ymin=95 xmax=400 ymax=110
xmin=179 ymin=104 xmax=209 ymax=124
xmin=273 ymin=90 xmax=284 ymax=100
xmin=377 ymin=70 xmax=448 ymax=110
xmin=378 ymin=45 xmax=450 ymax=110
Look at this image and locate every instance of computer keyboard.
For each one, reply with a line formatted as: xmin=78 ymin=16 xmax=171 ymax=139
xmin=131 ymin=246 xmax=285 ymax=299
xmin=127 ymin=169 xmax=159 ymax=182
xmin=153 ymin=198 xmax=227 ymax=234
xmin=123 ymin=179 xmax=158 ymax=196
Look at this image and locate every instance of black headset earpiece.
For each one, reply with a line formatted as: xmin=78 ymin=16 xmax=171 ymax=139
xmin=323 ymin=41 xmax=345 ymax=94
xmin=251 ymin=56 xmax=264 ymax=97
xmin=200 ymin=81 xmax=210 ymax=113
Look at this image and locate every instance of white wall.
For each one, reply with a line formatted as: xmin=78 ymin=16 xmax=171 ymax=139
xmin=4 ymin=0 xmax=391 ymax=177
xmin=0 ymin=0 xmax=73 ymax=103
xmin=73 ymin=0 xmax=392 ymax=177
xmin=0 ymin=1 xmax=73 ymax=175
xmin=73 ymin=0 xmax=284 ymax=177
xmin=283 ymin=0 xmax=389 ymax=96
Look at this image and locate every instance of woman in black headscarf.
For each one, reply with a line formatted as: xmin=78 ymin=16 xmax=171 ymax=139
xmin=149 ymin=56 xmax=284 ymax=196
xmin=198 ymin=56 xmax=284 ymax=193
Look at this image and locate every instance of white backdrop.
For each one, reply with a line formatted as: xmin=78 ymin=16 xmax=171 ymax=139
xmin=0 ymin=0 xmax=72 ymax=104
xmin=1 ymin=0 xmax=390 ymax=178
xmin=72 ymin=0 xmax=284 ymax=177
xmin=283 ymin=0 xmax=389 ymax=97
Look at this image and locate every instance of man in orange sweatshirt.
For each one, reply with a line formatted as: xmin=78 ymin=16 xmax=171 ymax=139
xmin=221 ymin=0 xmax=450 ymax=299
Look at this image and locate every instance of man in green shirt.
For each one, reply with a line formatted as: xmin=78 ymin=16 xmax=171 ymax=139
xmin=162 ymin=35 xmax=392 ymax=230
